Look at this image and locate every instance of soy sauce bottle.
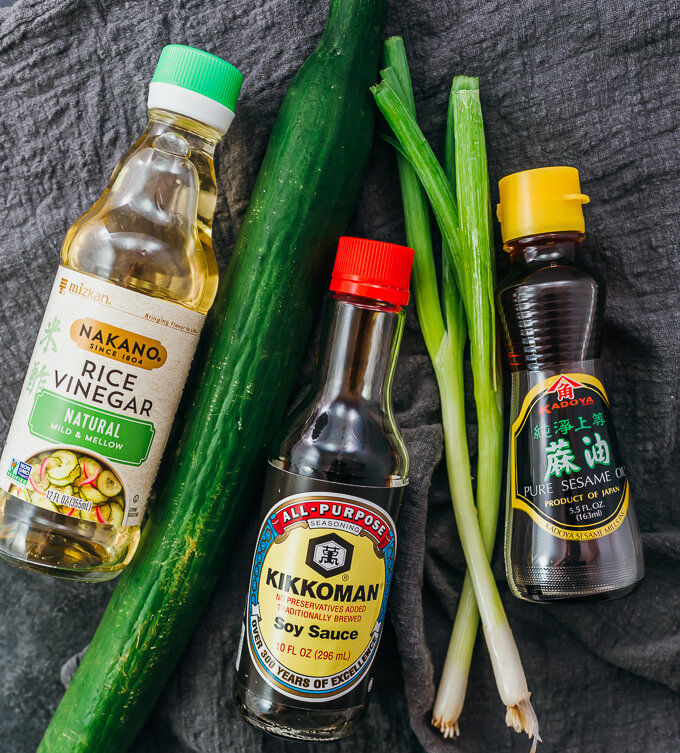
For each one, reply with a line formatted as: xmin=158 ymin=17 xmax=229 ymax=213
xmin=234 ymin=236 xmax=413 ymax=740
xmin=496 ymin=167 xmax=644 ymax=602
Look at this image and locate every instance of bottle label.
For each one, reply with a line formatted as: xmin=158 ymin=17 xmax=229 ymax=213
xmin=242 ymin=466 xmax=402 ymax=703
xmin=511 ymin=372 xmax=629 ymax=540
xmin=0 ymin=266 xmax=204 ymax=526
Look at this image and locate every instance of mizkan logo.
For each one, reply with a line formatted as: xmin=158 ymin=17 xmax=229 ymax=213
xmin=70 ymin=318 xmax=167 ymax=370
xmin=64 ymin=279 xmax=111 ymax=304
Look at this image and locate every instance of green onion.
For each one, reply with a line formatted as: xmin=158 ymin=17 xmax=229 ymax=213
xmin=374 ymin=39 xmax=540 ymax=750
xmin=380 ymin=40 xmax=445 ymax=359
xmin=432 ymin=75 xmax=506 ymax=738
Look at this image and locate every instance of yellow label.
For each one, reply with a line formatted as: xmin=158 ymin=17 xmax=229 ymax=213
xmin=245 ymin=492 xmax=396 ymax=701
xmin=510 ymin=372 xmax=629 ymax=541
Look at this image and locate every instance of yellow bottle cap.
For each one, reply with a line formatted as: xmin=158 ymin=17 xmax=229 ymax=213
xmin=496 ymin=166 xmax=590 ymax=243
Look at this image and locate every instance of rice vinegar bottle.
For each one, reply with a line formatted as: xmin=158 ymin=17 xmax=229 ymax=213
xmin=234 ymin=237 xmax=413 ymax=740
xmin=496 ymin=166 xmax=644 ymax=602
xmin=0 ymin=45 xmax=242 ymax=580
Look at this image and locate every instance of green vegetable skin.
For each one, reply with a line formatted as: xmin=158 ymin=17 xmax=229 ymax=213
xmin=37 ymin=0 xmax=387 ymax=750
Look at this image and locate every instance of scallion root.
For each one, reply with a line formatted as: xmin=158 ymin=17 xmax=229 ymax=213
xmin=431 ymin=716 xmax=460 ymax=739
xmin=506 ymin=697 xmax=541 ymax=753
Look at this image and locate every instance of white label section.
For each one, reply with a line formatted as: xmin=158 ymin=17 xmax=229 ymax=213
xmin=0 ymin=266 xmax=205 ymax=526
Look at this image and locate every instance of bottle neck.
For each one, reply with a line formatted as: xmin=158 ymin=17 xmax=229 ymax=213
xmin=147 ymin=108 xmax=222 ymax=158
xmin=143 ymin=109 xmax=221 ymax=250
xmin=313 ymin=293 xmax=404 ymax=409
xmin=504 ymin=231 xmax=584 ymax=266
xmin=498 ymin=229 xmax=602 ymax=372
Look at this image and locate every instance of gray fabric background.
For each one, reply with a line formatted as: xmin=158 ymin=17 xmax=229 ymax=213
xmin=0 ymin=0 xmax=679 ymax=752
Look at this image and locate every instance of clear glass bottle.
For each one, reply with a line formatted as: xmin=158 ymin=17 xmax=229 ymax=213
xmin=234 ymin=236 xmax=413 ymax=740
xmin=496 ymin=167 xmax=644 ymax=602
xmin=0 ymin=45 xmax=242 ymax=581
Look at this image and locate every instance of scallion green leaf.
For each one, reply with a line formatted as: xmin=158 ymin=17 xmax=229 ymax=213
xmin=372 ymin=41 xmax=540 ymax=751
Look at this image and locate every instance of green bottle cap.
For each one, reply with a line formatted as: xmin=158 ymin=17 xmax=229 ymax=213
xmin=150 ymin=44 xmax=243 ymax=128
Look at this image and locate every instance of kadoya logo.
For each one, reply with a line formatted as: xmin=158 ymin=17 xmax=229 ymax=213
xmin=540 ymin=375 xmax=595 ymax=415
xmin=270 ymin=496 xmax=394 ymax=553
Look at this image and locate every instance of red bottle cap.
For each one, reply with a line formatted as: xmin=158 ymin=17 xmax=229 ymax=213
xmin=329 ymin=236 xmax=414 ymax=306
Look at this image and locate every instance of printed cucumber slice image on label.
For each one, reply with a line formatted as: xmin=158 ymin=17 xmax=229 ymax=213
xmin=7 ymin=447 xmax=125 ymax=525
xmin=246 ymin=491 xmax=396 ymax=702
xmin=511 ymin=372 xmax=629 ymax=541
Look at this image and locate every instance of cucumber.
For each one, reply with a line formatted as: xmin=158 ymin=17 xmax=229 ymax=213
xmin=109 ymin=503 xmax=124 ymax=527
xmin=11 ymin=486 xmax=28 ymax=502
xmin=81 ymin=457 xmax=101 ymax=479
xmin=96 ymin=470 xmax=122 ymax=497
xmin=46 ymin=466 xmax=79 ymax=487
xmin=48 ymin=485 xmax=75 ymax=511
xmin=30 ymin=492 xmax=58 ymax=512
xmin=80 ymin=484 xmax=107 ymax=504
xmin=29 ymin=467 xmax=48 ymax=493
xmin=45 ymin=449 xmax=78 ymax=480
xmin=38 ymin=1 xmax=387 ymax=751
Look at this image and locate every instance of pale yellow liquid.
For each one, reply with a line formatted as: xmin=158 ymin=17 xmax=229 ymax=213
xmin=0 ymin=109 xmax=221 ymax=581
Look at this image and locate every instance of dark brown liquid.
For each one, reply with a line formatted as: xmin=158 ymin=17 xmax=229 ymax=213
xmin=233 ymin=293 xmax=408 ymax=739
xmin=497 ymin=233 xmax=644 ymax=602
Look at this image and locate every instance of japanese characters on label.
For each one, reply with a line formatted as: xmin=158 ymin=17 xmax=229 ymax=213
xmin=511 ymin=373 xmax=629 ymax=541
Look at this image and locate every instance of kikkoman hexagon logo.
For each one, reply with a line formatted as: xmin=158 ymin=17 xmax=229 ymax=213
xmin=306 ymin=532 xmax=354 ymax=578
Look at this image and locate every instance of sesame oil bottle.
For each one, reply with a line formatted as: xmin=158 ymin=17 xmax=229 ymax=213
xmin=496 ymin=167 xmax=644 ymax=602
